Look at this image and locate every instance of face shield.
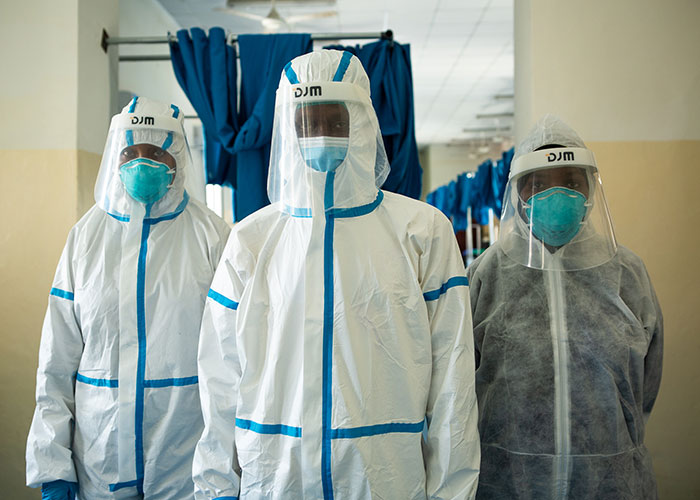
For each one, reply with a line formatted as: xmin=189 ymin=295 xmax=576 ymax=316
xmin=267 ymin=51 xmax=390 ymax=214
xmin=94 ymin=99 xmax=192 ymax=219
xmin=499 ymin=147 xmax=617 ymax=270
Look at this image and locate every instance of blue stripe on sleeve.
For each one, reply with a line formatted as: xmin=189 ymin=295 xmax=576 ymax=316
xmin=235 ymin=418 xmax=302 ymax=437
xmin=332 ymin=51 xmax=353 ymax=82
xmin=143 ymin=376 xmax=198 ymax=388
xmin=423 ymin=276 xmax=469 ymax=301
xmin=50 ymin=287 xmax=74 ymax=301
xmin=284 ymin=61 xmax=300 ymax=84
xmin=207 ymin=289 xmax=239 ymax=310
xmin=76 ymin=372 xmax=118 ymax=388
xmin=330 ymin=420 xmax=425 ymax=439
xmin=213 ymin=497 xmax=238 ymax=500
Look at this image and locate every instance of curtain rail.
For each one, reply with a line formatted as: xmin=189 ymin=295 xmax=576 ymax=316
xmin=106 ymin=30 xmax=393 ymax=61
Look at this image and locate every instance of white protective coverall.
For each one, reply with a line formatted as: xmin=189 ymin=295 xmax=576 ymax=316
xmin=26 ymin=97 xmax=231 ymax=499
xmin=193 ymin=50 xmax=480 ymax=500
xmin=467 ymin=115 xmax=663 ymax=499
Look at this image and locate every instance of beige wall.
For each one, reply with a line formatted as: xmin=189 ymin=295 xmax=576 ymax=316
xmin=516 ymin=1 xmax=700 ymax=497
xmin=591 ymin=141 xmax=700 ymax=499
xmin=0 ymin=1 xmax=117 ymax=498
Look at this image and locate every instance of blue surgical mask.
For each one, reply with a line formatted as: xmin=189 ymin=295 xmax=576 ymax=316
xmin=298 ymin=136 xmax=349 ymax=172
xmin=525 ymin=187 xmax=587 ymax=246
xmin=119 ymin=157 xmax=174 ymax=204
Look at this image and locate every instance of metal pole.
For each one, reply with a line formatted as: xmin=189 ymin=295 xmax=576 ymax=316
xmin=120 ymin=54 xmax=171 ymax=62
xmin=108 ymin=30 xmax=391 ymax=62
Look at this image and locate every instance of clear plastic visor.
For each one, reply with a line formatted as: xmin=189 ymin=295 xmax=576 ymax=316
xmin=94 ymin=114 xmax=192 ymax=218
xmin=499 ymin=163 xmax=618 ymax=270
xmin=267 ymin=81 xmax=390 ymax=212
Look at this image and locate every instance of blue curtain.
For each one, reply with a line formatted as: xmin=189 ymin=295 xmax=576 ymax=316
xmin=170 ymin=27 xmax=239 ymax=187
xmin=453 ymin=173 xmax=472 ymax=232
xmin=493 ymin=148 xmax=514 ymax=213
xmin=426 ymin=147 xmax=514 ymax=228
xmin=427 ymin=181 xmax=456 ymax=219
xmin=233 ymin=34 xmax=313 ymax=221
xmin=325 ymin=40 xmax=423 ymax=200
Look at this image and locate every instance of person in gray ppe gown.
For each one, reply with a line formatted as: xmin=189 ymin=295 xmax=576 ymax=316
xmin=466 ymin=114 xmax=663 ymax=499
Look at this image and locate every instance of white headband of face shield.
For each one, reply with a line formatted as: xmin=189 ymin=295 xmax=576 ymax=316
xmin=276 ymin=81 xmax=372 ymax=108
xmin=109 ymin=113 xmax=183 ymax=134
xmin=510 ymin=147 xmax=597 ymax=179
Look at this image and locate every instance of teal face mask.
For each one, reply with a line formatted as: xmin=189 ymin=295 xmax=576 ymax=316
xmin=119 ymin=157 xmax=174 ymax=204
xmin=298 ymin=136 xmax=349 ymax=172
xmin=525 ymin=187 xmax=587 ymax=246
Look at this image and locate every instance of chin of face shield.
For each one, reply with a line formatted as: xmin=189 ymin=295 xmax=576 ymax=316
xmin=519 ymin=166 xmax=591 ymax=247
xmin=295 ymin=102 xmax=350 ymax=172
xmin=118 ymin=143 xmax=176 ymax=204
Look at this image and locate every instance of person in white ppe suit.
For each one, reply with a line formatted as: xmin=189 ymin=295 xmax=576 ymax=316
xmin=26 ymin=97 xmax=231 ymax=499
xmin=467 ymin=115 xmax=663 ymax=499
xmin=193 ymin=49 xmax=480 ymax=500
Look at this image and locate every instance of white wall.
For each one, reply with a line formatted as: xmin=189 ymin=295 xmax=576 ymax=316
xmin=119 ymin=0 xmax=195 ymax=116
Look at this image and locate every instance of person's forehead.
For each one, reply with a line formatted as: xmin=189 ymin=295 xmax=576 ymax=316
xmin=295 ymin=102 xmax=347 ymax=117
xmin=530 ymin=166 xmax=587 ymax=177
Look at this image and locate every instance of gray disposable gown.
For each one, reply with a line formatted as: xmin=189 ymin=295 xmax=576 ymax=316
xmin=467 ymin=242 xmax=663 ymax=499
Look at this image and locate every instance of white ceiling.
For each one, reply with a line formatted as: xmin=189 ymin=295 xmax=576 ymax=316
xmin=156 ymin=0 xmax=514 ymax=147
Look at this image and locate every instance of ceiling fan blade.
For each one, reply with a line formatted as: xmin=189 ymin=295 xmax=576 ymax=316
xmin=214 ymin=7 xmax=267 ymax=22
xmin=286 ymin=10 xmax=338 ymax=24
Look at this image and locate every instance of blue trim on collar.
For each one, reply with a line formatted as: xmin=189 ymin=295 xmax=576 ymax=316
xmin=332 ymin=51 xmax=353 ymax=82
xmin=284 ymin=61 xmax=300 ymax=84
xmin=144 ymin=192 xmax=190 ymax=224
xmin=106 ymin=192 xmax=188 ymax=224
xmin=423 ymin=276 xmax=469 ymax=301
xmin=328 ymin=190 xmax=383 ymax=218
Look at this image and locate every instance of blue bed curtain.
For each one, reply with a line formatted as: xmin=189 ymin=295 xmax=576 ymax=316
xmin=170 ymin=27 xmax=239 ymax=187
xmin=426 ymin=147 xmax=514 ymax=229
xmin=325 ymin=39 xmax=423 ymax=200
xmin=233 ymin=34 xmax=313 ymax=221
